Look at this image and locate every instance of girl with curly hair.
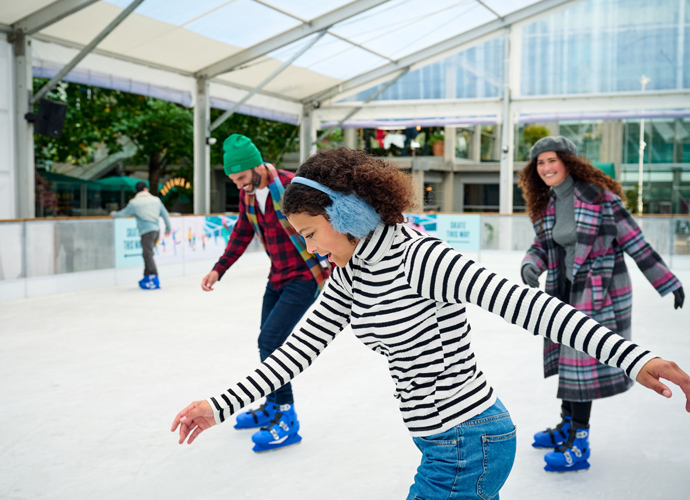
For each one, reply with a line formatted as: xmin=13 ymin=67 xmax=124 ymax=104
xmin=174 ymin=148 xmax=690 ymax=497
xmin=519 ymin=136 xmax=685 ymax=472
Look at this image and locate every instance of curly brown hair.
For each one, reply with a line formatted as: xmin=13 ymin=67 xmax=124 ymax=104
xmin=518 ymin=152 xmax=625 ymax=221
xmin=283 ymin=148 xmax=417 ymax=239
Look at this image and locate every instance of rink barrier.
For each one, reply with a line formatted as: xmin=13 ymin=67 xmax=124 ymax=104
xmin=0 ymin=213 xmax=688 ymax=302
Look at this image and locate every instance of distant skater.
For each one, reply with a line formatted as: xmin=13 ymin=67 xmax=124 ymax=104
xmin=111 ymin=181 xmax=171 ymax=290
xmin=174 ymin=148 xmax=690 ymax=499
xmin=519 ymin=136 xmax=684 ymax=471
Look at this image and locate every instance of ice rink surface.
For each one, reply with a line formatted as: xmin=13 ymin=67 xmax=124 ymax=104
xmin=1 ymin=251 xmax=689 ymax=500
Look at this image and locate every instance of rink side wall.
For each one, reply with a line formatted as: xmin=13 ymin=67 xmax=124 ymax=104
xmin=1 ymin=213 xmax=689 ymax=302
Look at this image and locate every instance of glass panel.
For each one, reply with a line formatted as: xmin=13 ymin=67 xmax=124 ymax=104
xmin=481 ymin=215 xmax=535 ymax=250
xmin=269 ymin=33 xmax=388 ymax=80
xmin=558 ymin=121 xmax=604 ymax=164
xmin=330 ymin=0 xmax=495 ymax=60
xmin=26 ymin=221 xmax=57 ymax=278
xmin=483 ymin=0 xmax=542 ymax=16
xmin=521 ymin=0 xmax=685 ymax=95
xmin=455 ymin=127 xmax=474 ymax=160
xmin=26 ymin=220 xmax=114 ymax=277
xmin=267 ymin=0 xmax=352 ymax=20
xmin=342 ymin=36 xmax=503 ymax=101
xmin=103 ymin=0 xmax=229 ymax=26
xmin=0 ymin=223 xmax=24 ymax=281
xmin=54 ymin=221 xmax=115 ymax=274
xmin=360 ymin=127 xmax=440 ymax=156
xmin=185 ymin=0 xmax=301 ymax=48
xmin=480 ymin=125 xmax=499 ymax=161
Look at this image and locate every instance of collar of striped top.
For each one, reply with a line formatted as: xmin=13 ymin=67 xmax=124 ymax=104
xmin=352 ymin=222 xmax=396 ymax=265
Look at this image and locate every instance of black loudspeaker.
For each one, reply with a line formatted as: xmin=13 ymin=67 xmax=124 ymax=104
xmin=32 ymin=99 xmax=68 ymax=138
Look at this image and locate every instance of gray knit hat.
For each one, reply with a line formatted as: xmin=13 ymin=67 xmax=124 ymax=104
xmin=529 ymin=136 xmax=578 ymax=160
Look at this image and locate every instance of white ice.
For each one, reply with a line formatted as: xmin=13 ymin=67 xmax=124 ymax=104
xmin=1 ymin=252 xmax=689 ymax=500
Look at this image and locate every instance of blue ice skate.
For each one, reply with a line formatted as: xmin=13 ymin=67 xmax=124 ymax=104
xmin=138 ymin=276 xmax=149 ymax=289
xmin=544 ymin=426 xmax=590 ymax=472
xmin=234 ymin=401 xmax=277 ymax=429
xmin=532 ymin=415 xmax=572 ymax=448
xmin=251 ymin=404 xmax=302 ymax=452
xmin=138 ymin=275 xmax=160 ymax=290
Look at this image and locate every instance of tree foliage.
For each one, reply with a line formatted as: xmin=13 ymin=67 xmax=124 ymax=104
xmin=32 ymin=78 xmax=301 ymax=206
xmin=33 ymin=79 xmax=193 ymax=196
xmin=209 ymin=109 xmax=299 ymax=168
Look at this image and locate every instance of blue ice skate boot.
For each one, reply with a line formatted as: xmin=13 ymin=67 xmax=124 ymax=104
xmin=532 ymin=415 xmax=572 ymax=448
xmin=251 ymin=404 xmax=302 ymax=452
xmin=544 ymin=423 xmax=590 ymax=472
xmin=234 ymin=400 xmax=278 ymax=429
xmin=138 ymin=275 xmax=160 ymax=290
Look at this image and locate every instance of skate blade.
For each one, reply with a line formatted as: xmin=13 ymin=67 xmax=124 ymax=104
xmin=234 ymin=424 xmax=263 ymax=430
xmin=544 ymin=460 xmax=590 ymax=472
xmin=233 ymin=421 xmax=265 ymax=430
xmin=252 ymin=433 xmax=302 ymax=453
xmin=532 ymin=442 xmax=561 ymax=449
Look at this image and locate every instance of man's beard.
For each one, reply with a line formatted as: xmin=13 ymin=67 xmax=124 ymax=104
xmin=242 ymin=169 xmax=262 ymax=194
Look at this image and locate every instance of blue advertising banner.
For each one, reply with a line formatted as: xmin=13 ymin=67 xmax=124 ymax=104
xmin=404 ymin=213 xmax=438 ymax=238
xmin=113 ymin=215 xmax=240 ymax=268
xmin=435 ymin=214 xmax=481 ymax=251
xmin=114 ymin=218 xmax=143 ymax=268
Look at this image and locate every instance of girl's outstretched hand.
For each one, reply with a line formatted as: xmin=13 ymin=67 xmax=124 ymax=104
xmin=636 ymin=358 xmax=690 ymax=412
xmin=171 ymin=400 xmax=216 ymax=444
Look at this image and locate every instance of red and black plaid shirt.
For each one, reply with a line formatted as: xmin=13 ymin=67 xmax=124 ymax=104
xmin=213 ymin=170 xmax=314 ymax=289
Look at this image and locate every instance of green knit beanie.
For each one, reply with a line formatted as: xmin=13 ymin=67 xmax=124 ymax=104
xmin=223 ymin=134 xmax=262 ymax=175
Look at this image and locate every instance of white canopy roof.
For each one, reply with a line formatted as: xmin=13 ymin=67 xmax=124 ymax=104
xmin=1 ymin=0 xmax=579 ymax=123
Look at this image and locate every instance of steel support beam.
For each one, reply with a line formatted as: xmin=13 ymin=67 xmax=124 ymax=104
xmin=12 ymin=0 xmax=99 ymax=35
xmin=299 ymin=106 xmax=317 ymax=164
xmin=31 ymin=0 xmax=144 ymax=105
xmin=306 ymin=0 xmax=583 ymax=105
xmin=196 ymin=0 xmax=390 ymax=79
xmin=499 ymin=30 xmax=514 ymax=215
xmin=13 ymin=32 xmax=35 ymax=218
xmin=194 ymin=77 xmax=211 ymax=214
xmin=318 ymin=98 xmax=502 ymax=121
xmin=210 ymin=30 xmax=326 ymax=131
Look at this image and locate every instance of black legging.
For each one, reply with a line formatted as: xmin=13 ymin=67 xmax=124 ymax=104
xmin=559 ymin=278 xmax=593 ymax=427
xmin=561 ymin=400 xmax=592 ymax=427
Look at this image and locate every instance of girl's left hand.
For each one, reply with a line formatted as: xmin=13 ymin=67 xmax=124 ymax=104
xmin=171 ymin=400 xmax=216 ymax=444
xmin=636 ymin=358 xmax=690 ymax=412
xmin=672 ymin=287 xmax=684 ymax=309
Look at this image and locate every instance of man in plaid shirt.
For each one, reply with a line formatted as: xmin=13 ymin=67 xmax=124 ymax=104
xmin=201 ymin=134 xmax=329 ymax=452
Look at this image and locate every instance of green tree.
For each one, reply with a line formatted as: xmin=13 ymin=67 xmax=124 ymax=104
xmin=33 ymin=79 xmax=301 ymax=209
xmin=115 ymin=97 xmax=193 ymax=196
xmin=32 ymin=79 xmax=193 ymax=196
xmin=625 ymin=186 xmax=641 ymax=214
xmin=209 ymin=110 xmax=299 ymax=168
xmin=516 ymin=124 xmax=551 ymax=161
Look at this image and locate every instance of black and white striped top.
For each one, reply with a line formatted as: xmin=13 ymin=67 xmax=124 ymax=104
xmin=208 ymin=223 xmax=656 ymax=437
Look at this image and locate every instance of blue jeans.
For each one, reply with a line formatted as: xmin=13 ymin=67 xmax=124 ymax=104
xmin=407 ymin=399 xmax=516 ymax=500
xmin=259 ymin=279 xmax=318 ymax=405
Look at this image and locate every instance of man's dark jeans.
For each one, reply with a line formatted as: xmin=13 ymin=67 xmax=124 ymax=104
xmin=141 ymin=230 xmax=159 ymax=276
xmin=259 ymin=279 xmax=318 ymax=405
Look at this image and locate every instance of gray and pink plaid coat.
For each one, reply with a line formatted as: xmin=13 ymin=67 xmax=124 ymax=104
xmin=523 ymin=180 xmax=682 ymax=401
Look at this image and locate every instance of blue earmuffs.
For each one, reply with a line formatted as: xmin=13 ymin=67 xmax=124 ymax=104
xmin=291 ymin=177 xmax=381 ymax=239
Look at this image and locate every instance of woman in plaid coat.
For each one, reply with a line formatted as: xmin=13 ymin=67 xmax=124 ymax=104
xmin=519 ymin=136 xmax=685 ymax=471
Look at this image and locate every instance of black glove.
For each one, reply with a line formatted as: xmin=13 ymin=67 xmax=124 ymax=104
xmin=673 ymin=287 xmax=684 ymax=310
xmin=521 ymin=263 xmax=541 ymax=288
